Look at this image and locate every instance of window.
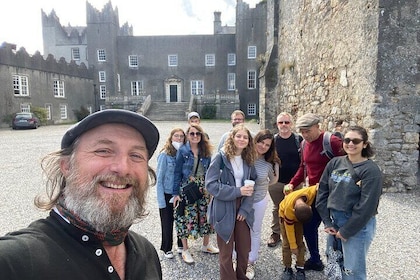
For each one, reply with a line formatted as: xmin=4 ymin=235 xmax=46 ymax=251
xmin=228 ymin=53 xmax=236 ymax=66
xmin=100 ymin=85 xmax=106 ymax=99
xmin=191 ymin=80 xmax=204 ymax=95
xmin=99 ymin=71 xmax=106 ymax=82
xmin=97 ymin=49 xmax=106 ymax=62
xmin=247 ymin=70 xmax=256 ymax=89
xmin=228 ymin=73 xmax=236 ymax=91
xmin=129 ymin=55 xmax=138 ymax=68
xmin=205 ymin=54 xmax=215 ymax=66
xmin=20 ymin=104 xmax=30 ymax=113
xmin=248 ymin=46 xmax=257 ymax=59
xmin=131 ymin=81 xmax=144 ymax=96
xmin=247 ymin=103 xmax=256 ymax=116
xmin=99 ymin=105 xmax=106 ymax=111
xmin=13 ymin=75 xmax=29 ymax=96
xmin=45 ymin=104 xmax=52 ymax=120
xmin=59 ymin=104 xmax=68 ymax=119
xmin=168 ymin=54 xmax=178 ymax=66
xmin=53 ymin=80 xmax=65 ymax=97
xmin=71 ymin=48 xmax=80 ymax=60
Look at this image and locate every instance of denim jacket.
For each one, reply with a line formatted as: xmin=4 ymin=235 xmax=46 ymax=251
xmin=156 ymin=152 xmax=177 ymax=208
xmin=173 ymin=142 xmax=211 ymax=195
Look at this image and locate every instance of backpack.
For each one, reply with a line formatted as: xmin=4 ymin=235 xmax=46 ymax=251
xmin=301 ymin=131 xmax=335 ymax=159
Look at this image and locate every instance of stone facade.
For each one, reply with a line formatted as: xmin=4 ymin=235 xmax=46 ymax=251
xmin=0 ymin=43 xmax=94 ymax=125
xmin=260 ymin=0 xmax=419 ymax=191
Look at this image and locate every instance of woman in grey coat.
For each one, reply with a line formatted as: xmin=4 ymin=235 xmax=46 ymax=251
xmin=206 ymin=124 xmax=257 ymax=280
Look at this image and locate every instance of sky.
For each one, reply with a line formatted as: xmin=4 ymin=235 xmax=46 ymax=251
xmin=0 ymin=0 xmax=260 ymax=55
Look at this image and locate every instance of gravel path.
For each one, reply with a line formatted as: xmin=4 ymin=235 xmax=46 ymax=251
xmin=0 ymin=121 xmax=418 ymax=279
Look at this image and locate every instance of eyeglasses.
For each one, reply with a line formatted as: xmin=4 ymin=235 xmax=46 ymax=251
xmin=277 ymin=121 xmax=291 ymax=125
xmin=173 ymin=134 xmax=184 ymax=138
xmin=189 ymin=132 xmax=202 ymax=137
xmin=343 ymin=138 xmax=363 ymax=145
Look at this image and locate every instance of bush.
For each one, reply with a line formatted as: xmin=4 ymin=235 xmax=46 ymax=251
xmin=73 ymin=106 xmax=90 ymax=121
xmin=32 ymin=107 xmax=48 ymax=126
xmin=201 ymin=105 xmax=216 ymax=119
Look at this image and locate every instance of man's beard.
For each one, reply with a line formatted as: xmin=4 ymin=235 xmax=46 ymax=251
xmin=62 ymin=163 xmax=146 ymax=233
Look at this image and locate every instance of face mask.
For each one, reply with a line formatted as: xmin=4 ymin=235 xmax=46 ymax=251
xmin=172 ymin=141 xmax=182 ymax=150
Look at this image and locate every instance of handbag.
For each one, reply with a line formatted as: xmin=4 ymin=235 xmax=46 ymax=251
xmin=181 ymin=158 xmax=203 ymax=205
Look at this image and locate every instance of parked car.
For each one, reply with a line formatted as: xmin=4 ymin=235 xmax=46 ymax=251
xmin=12 ymin=113 xmax=40 ymax=129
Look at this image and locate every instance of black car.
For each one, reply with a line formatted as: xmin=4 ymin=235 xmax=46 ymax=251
xmin=12 ymin=113 xmax=41 ymax=129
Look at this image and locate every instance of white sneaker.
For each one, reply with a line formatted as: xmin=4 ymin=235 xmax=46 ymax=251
xmin=233 ymin=259 xmax=237 ymax=271
xmin=177 ymin=247 xmax=183 ymax=254
xmin=201 ymin=244 xmax=219 ymax=254
xmin=163 ymin=251 xmax=174 ymax=259
xmin=182 ymin=249 xmax=195 ymax=264
xmin=246 ymin=264 xmax=255 ymax=279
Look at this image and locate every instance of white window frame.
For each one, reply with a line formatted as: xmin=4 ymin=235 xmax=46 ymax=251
xmin=99 ymin=105 xmax=106 ymax=111
xmin=228 ymin=73 xmax=236 ymax=91
xmin=205 ymin=54 xmax=215 ymax=66
xmin=100 ymin=85 xmax=106 ymax=99
xmin=45 ymin=104 xmax=52 ymax=120
xmin=59 ymin=104 xmax=68 ymax=120
xmin=247 ymin=103 xmax=256 ymax=116
xmin=71 ymin=48 xmax=80 ymax=61
xmin=228 ymin=53 xmax=236 ymax=66
xmin=97 ymin=49 xmax=106 ymax=62
xmin=191 ymin=80 xmax=204 ymax=95
xmin=131 ymin=81 xmax=144 ymax=96
xmin=128 ymin=55 xmax=138 ymax=68
xmin=53 ymin=80 xmax=65 ymax=98
xmin=20 ymin=104 xmax=30 ymax=113
xmin=247 ymin=70 xmax=256 ymax=89
xmin=99 ymin=71 xmax=106 ymax=82
xmin=13 ymin=75 xmax=29 ymax=96
xmin=168 ymin=54 xmax=178 ymax=67
xmin=247 ymin=46 xmax=257 ymax=59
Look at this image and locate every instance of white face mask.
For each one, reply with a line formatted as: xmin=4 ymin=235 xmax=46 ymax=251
xmin=172 ymin=141 xmax=182 ymax=151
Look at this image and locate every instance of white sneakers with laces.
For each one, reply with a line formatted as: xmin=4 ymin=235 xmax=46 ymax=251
xmin=163 ymin=251 xmax=174 ymax=259
xmin=246 ymin=264 xmax=255 ymax=279
xmin=182 ymin=249 xmax=195 ymax=264
xmin=201 ymin=244 xmax=219 ymax=254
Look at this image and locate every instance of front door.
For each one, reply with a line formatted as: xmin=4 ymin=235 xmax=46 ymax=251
xmin=170 ymin=85 xmax=177 ymax=102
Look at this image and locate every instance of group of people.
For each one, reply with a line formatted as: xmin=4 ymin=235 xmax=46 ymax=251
xmin=0 ymin=108 xmax=382 ymax=280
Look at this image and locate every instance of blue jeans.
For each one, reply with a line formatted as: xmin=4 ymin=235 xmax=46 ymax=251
xmin=328 ymin=210 xmax=376 ymax=280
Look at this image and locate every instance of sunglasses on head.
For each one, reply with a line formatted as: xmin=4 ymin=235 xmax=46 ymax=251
xmin=343 ymin=138 xmax=363 ymax=144
xmin=277 ymin=121 xmax=291 ymax=124
xmin=189 ymin=132 xmax=202 ymax=137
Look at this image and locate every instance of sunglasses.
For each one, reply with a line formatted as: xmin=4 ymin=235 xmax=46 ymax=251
xmin=189 ymin=132 xmax=202 ymax=137
xmin=343 ymin=138 xmax=363 ymax=145
xmin=277 ymin=121 xmax=291 ymax=124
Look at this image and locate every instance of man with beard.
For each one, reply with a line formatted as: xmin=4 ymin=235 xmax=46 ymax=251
xmin=0 ymin=109 xmax=162 ymax=280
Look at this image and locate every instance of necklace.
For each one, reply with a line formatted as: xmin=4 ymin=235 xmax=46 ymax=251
xmin=232 ymin=156 xmax=242 ymax=170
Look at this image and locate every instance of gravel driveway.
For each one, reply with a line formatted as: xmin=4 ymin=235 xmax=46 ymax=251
xmin=0 ymin=121 xmax=418 ymax=279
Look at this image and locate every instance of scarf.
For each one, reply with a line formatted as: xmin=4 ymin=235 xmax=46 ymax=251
xmin=56 ymin=200 xmax=129 ymax=246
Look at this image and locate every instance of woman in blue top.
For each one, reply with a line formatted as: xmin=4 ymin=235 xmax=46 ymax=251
xmin=156 ymin=128 xmax=185 ymax=259
xmin=172 ymin=124 xmax=218 ymax=264
xmin=316 ymin=126 xmax=383 ymax=280
xmin=206 ymin=124 xmax=258 ymax=280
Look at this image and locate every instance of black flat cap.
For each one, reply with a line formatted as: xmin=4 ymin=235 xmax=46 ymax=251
xmin=61 ymin=109 xmax=159 ymax=159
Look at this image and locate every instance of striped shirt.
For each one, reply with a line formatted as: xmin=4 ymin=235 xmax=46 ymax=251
xmin=253 ymin=158 xmax=275 ymax=203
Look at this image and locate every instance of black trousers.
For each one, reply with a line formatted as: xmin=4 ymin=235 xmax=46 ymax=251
xmin=159 ymin=193 xmax=182 ymax=252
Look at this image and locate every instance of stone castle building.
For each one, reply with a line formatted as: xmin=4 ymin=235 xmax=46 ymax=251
xmin=41 ymin=0 xmax=267 ymax=120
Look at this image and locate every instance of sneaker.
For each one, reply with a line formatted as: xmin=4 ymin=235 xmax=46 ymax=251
xmin=304 ymin=260 xmax=324 ymax=271
xmin=246 ymin=264 xmax=255 ymax=279
xmin=281 ymin=267 xmax=294 ymax=280
xmin=267 ymin=233 xmax=281 ymax=247
xmin=201 ymin=244 xmax=219 ymax=254
xmin=182 ymin=249 xmax=194 ymax=264
xmin=163 ymin=251 xmax=174 ymax=259
xmin=296 ymin=268 xmax=306 ymax=280
xmin=232 ymin=259 xmax=237 ymax=271
xmin=177 ymin=247 xmax=183 ymax=254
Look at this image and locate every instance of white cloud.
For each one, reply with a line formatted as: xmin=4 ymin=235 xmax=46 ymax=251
xmin=0 ymin=0 xmax=260 ymax=55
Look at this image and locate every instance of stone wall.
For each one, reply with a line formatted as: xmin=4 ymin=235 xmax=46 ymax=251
xmin=261 ymin=0 xmax=419 ymax=191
